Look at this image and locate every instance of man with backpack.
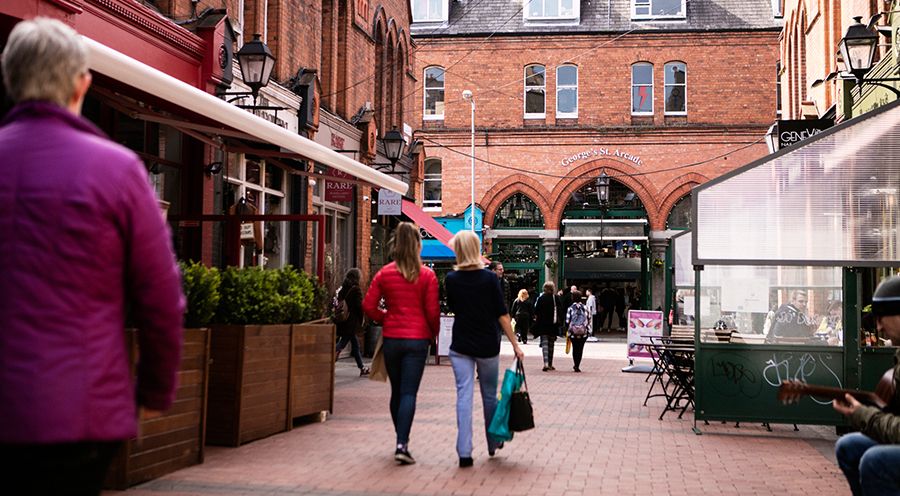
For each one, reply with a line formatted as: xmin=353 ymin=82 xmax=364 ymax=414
xmin=333 ymin=268 xmax=369 ymax=376
xmin=566 ymin=291 xmax=591 ymax=372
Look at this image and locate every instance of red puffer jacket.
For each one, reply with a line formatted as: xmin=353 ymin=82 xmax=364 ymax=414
xmin=363 ymin=262 xmax=440 ymax=340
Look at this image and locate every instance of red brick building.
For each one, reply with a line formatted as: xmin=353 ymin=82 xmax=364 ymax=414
xmin=411 ymin=0 xmax=782 ymax=309
xmin=0 ymin=1 xmax=419 ymax=289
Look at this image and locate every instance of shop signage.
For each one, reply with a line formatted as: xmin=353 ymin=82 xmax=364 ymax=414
xmin=776 ymin=119 xmax=833 ymax=149
xmin=325 ymin=168 xmax=354 ymax=202
xmin=378 ymin=189 xmax=402 ymax=215
xmin=560 ymin=148 xmax=644 ymax=167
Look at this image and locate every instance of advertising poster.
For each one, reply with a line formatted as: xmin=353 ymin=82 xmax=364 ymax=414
xmin=437 ymin=315 xmax=453 ymax=358
xmin=627 ymin=310 xmax=664 ymax=359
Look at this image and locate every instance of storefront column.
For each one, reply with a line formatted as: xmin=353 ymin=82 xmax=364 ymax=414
xmin=542 ymin=238 xmax=560 ymax=287
xmin=650 ymin=236 xmax=669 ymax=311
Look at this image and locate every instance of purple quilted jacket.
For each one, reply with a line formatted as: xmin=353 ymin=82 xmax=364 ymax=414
xmin=0 ymin=102 xmax=185 ymax=443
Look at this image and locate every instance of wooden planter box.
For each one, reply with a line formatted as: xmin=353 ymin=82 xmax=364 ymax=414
xmin=206 ymin=324 xmax=292 ymax=446
xmin=290 ymin=320 xmax=336 ymax=419
xmin=105 ymin=328 xmax=211 ymax=490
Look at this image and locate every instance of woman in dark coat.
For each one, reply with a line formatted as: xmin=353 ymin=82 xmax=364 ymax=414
xmin=510 ymin=289 xmax=533 ymax=344
xmin=533 ymin=281 xmax=561 ymax=371
xmin=335 ymin=268 xmax=369 ymax=376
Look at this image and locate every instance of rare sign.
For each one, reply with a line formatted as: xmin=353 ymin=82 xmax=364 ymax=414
xmin=325 ymin=168 xmax=354 ymax=202
xmin=377 ymin=189 xmax=401 ymax=215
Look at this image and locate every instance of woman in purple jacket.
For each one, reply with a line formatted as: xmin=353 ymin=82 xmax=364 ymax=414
xmin=0 ymin=19 xmax=184 ymax=495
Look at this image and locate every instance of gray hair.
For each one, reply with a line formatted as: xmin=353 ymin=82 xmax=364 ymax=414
xmin=2 ymin=18 xmax=89 ymax=107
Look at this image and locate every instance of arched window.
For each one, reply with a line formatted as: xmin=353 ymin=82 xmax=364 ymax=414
xmin=493 ymin=193 xmax=545 ymax=229
xmin=666 ymin=193 xmax=692 ymax=229
xmin=556 ymin=65 xmax=578 ymax=118
xmin=424 ymin=66 xmax=445 ymax=120
xmin=524 ymin=64 xmax=546 ymax=119
xmin=423 ymin=158 xmax=442 ymax=210
xmin=631 ymin=63 xmax=653 ymax=115
xmin=664 ymin=61 xmax=687 ymax=115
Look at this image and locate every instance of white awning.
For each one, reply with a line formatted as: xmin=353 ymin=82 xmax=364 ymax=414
xmin=83 ymin=36 xmax=408 ymax=195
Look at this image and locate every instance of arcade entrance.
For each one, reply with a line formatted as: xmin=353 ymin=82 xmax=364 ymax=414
xmin=559 ymin=176 xmax=650 ymax=312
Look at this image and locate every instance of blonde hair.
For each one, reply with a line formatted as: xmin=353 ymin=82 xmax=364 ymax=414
xmin=390 ymin=222 xmax=422 ymax=282
xmin=451 ymin=230 xmax=483 ymax=271
xmin=2 ymin=18 xmax=88 ymax=107
xmin=518 ymin=288 xmax=529 ymax=301
xmin=543 ymin=281 xmax=556 ymax=294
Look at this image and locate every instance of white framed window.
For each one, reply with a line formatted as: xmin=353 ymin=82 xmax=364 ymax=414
xmin=632 ymin=0 xmax=686 ymax=19
xmin=311 ymin=165 xmax=354 ymax=287
xmin=631 ymin=63 xmax=653 ymax=115
xmin=664 ymin=62 xmax=686 ymax=115
xmin=423 ymin=66 xmax=445 ymax=120
xmin=412 ymin=0 xmax=448 ymax=23
xmin=524 ymin=64 xmax=546 ymax=119
xmin=423 ymin=158 xmax=442 ymax=210
xmin=776 ymin=61 xmax=782 ymax=116
xmin=525 ymin=0 xmax=579 ymax=20
xmin=556 ymin=65 xmax=578 ymax=118
xmin=225 ymin=154 xmax=287 ymax=268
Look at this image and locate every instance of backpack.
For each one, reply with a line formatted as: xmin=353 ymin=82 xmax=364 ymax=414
xmin=332 ymin=289 xmax=350 ymax=323
xmin=568 ymin=304 xmax=589 ymax=337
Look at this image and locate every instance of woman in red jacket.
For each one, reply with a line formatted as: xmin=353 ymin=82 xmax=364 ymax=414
xmin=363 ymin=222 xmax=440 ymax=465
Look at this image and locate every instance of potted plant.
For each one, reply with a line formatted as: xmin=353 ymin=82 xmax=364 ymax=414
xmin=106 ymin=261 xmax=218 ymax=489
xmin=282 ymin=267 xmax=335 ymax=420
xmin=206 ymin=265 xmax=329 ymax=447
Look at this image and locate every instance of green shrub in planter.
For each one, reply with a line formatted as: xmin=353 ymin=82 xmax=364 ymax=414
xmin=216 ymin=266 xmax=328 ymax=325
xmin=216 ymin=267 xmax=287 ymax=325
xmin=179 ymin=261 xmax=221 ymax=328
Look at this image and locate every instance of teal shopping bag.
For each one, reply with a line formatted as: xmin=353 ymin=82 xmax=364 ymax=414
xmin=488 ymin=359 xmax=525 ymax=443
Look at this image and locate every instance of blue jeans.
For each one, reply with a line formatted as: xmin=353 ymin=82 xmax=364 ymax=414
xmin=836 ymin=432 xmax=900 ymax=495
xmin=381 ymin=338 xmax=430 ymax=446
xmin=449 ymin=350 xmax=501 ymax=458
xmin=336 ymin=334 xmax=364 ymax=369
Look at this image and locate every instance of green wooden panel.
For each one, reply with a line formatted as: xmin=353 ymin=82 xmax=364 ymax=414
xmin=860 ymin=348 xmax=897 ymax=391
xmin=696 ymin=344 xmax=845 ymax=425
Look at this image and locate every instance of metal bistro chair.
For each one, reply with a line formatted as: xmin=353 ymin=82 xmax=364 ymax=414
xmin=653 ymin=343 xmax=696 ymax=420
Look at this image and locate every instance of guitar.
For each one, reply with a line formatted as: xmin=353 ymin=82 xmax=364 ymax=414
xmin=778 ymin=369 xmax=895 ymax=410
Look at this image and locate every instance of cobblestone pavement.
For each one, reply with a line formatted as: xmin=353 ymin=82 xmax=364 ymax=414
xmin=111 ymin=339 xmax=848 ymax=496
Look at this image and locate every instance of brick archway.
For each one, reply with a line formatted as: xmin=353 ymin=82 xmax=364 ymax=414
xmin=549 ymin=160 xmax=660 ymax=228
xmin=656 ymin=172 xmax=709 ymax=230
xmin=482 ymin=174 xmax=553 ymax=229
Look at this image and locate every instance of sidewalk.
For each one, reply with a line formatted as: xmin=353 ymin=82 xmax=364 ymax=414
xmin=112 ymin=340 xmax=848 ymax=495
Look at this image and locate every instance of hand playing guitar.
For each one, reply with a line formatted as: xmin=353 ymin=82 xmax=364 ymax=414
xmin=833 ymin=393 xmax=862 ymax=417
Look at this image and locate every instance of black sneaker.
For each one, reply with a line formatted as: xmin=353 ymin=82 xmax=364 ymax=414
xmin=395 ymin=448 xmax=415 ymax=465
xmin=459 ymin=457 xmax=474 ymax=468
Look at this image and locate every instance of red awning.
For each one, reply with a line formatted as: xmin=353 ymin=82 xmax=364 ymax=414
xmin=401 ymin=200 xmax=455 ymax=248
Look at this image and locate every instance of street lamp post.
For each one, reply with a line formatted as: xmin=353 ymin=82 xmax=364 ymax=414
xmin=462 ymin=90 xmax=475 ymax=232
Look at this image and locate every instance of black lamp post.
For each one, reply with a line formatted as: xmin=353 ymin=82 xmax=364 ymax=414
xmin=381 ymin=129 xmax=405 ymax=168
xmin=596 ymin=171 xmax=610 ymax=206
xmin=237 ymin=34 xmax=276 ymax=105
xmin=837 ymin=16 xmax=900 ymax=97
xmin=839 ymin=17 xmax=878 ymax=82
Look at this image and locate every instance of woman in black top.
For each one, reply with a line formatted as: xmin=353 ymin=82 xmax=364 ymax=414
xmin=446 ymin=231 xmax=524 ymax=468
xmin=510 ymin=289 xmax=533 ymax=344
xmin=335 ymin=268 xmax=369 ymax=376
xmin=534 ymin=281 xmax=561 ymax=371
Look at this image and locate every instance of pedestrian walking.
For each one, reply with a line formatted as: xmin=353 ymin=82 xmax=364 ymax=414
xmin=0 ymin=18 xmax=185 ymax=495
xmin=363 ymin=222 xmax=440 ymax=465
xmin=510 ymin=289 xmax=533 ymax=344
xmin=334 ymin=268 xmax=369 ymax=376
xmin=446 ymin=231 xmax=525 ymax=468
xmin=534 ymin=281 xmax=561 ymax=371
xmin=585 ymin=288 xmax=597 ymax=335
xmin=566 ymin=291 xmax=591 ymax=372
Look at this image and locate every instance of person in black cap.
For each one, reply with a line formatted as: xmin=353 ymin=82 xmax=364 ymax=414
xmin=834 ymin=275 xmax=900 ymax=496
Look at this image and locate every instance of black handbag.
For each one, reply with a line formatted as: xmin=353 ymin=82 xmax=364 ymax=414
xmin=508 ymin=361 xmax=535 ymax=432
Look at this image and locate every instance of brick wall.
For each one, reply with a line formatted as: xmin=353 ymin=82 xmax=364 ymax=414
xmin=413 ymin=29 xmax=780 ymax=230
